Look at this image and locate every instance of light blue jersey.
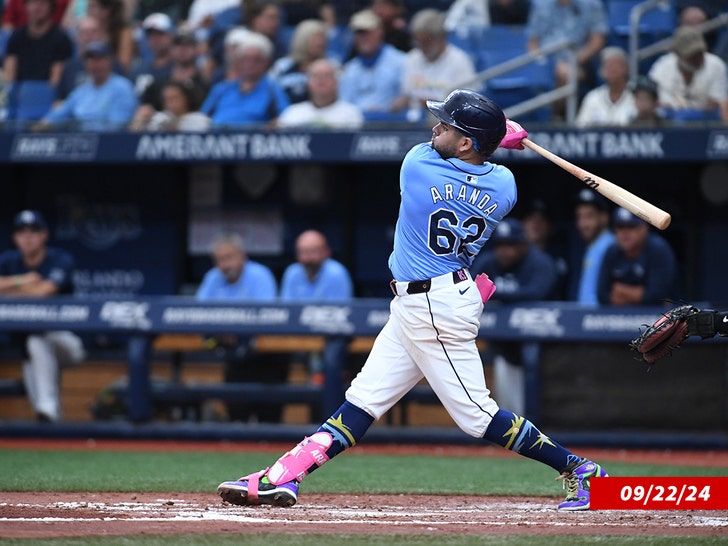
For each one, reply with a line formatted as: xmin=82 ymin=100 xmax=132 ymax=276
xmin=280 ymin=258 xmax=353 ymax=301
xmin=195 ymin=260 xmax=277 ymax=301
xmin=389 ymin=143 xmax=517 ymax=282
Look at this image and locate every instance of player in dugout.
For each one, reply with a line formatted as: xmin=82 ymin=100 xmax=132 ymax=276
xmin=217 ymin=89 xmax=608 ymax=511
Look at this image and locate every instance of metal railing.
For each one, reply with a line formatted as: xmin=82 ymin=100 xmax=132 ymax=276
xmin=633 ymin=10 xmax=728 ymax=83
xmin=458 ymin=38 xmax=579 ymax=123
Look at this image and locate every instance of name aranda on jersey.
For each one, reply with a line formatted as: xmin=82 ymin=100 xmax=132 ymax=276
xmin=430 ymin=183 xmax=498 ymax=215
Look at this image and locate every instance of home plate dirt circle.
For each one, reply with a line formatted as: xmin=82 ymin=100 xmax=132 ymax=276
xmin=2 ymin=492 xmax=727 ymax=538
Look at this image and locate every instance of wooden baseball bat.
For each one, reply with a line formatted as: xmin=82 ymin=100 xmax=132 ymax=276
xmin=522 ymin=138 xmax=671 ymax=230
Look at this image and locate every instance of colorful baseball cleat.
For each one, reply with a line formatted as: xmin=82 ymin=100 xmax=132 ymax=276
xmin=217 ymin=469 xmax=298 ymax=507
xmin=557 ymin=458 xmax=608 ymax=511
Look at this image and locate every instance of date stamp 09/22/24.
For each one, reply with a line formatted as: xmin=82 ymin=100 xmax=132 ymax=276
xmin=590 ymin=477 xmax=728 ymax=510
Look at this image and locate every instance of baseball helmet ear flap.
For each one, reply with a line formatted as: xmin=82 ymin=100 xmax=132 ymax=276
xmin=426 ymin=89 xmax=506 ymax=156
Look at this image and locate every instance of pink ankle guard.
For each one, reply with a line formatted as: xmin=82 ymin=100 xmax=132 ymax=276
xmin=240 ymin=468 xmax=268 ymax=503
xmin=266 ymin=432 xmax=333 ymax=485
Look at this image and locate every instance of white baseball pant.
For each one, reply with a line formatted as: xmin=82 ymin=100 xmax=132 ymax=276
xmin=23 ymin=331 xmax=86 ymax=421
xmin=346 ymin=270 xmax=499 ymax=437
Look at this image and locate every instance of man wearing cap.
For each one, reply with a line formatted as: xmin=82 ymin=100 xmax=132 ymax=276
xmin=0 ymin=210 xmax=85 ymax=422
xmin=130 ymin=13 xmax=176 ymax=97
xmin=36 ymin=40 xmax=137 ymax=130
xmin=470 ymin=217 xmax=558 ymax=415
xmin=648 ymin=25 xmax=728 ymax=121
xmin=568 ymin=189 xmax=614 ymax=304
xmin=338 ymin=8 xmax=405 ymax=117
xmin=597 ymin=207 xmax=677 ymax=306
xmin=2 ymin=0 xmax=74 ymax=120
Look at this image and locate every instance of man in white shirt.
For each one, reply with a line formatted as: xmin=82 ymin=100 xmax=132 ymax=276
xmin=575 ymin=46 xmax=635 ymax=127
xmin=277 ymin=58 xmax=363 ymax=129
xmin=392 ymin=8 xmax=475 ymax=121
xmin=649 ymin=25 xmax=728 ymax=121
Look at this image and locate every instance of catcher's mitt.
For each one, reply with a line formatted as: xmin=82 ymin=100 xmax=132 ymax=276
xmin=630 ymin=305 xmax=702 ymax=364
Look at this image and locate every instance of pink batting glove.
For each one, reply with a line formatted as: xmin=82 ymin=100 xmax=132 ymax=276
xmin=499 ymin=119 xmax=528 ymax=150
xmin=475 ymin=273 xmax=496 ymax=304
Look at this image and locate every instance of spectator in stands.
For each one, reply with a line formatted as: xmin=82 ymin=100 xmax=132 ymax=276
xmin=280 ymin=229 xmax=353 ymax=386
xmin=185 ymin=0 xmax=238 ymax=34
xmin=200 ymin=31 xmax=289 ymax=127
xmin=35 ymin=40 xmax=137 ymax=130
xmin=445 ymin=0 xmax=530 ymax=29
xmin=520 ymin=199 xmax=568 ymax=300
xmin=1 ymin=0 xmax=68 ymax=30
xmin=338 ymin=8 xmax=405 ymax=118
xmin=575 ymin=46 xmax=636 ymax=127
xmin=270 ymin=18 xmax=328 ymax=104
xmin=242 ymin=0 xmax=284 ymax=59
xmin=567 ymin=189 xmax=614 ymax=305
xmin=648 ymin=25 xmax=728 ymax=122
xmin=205 ymin=0 xmax=286 ymax=81
xmin=56 ymin=14 xmax=113 ymax=102
xmin=196 ymin=232 xmax=287 ymax=423
xmin=87 ymin=0 xmax=134 ymax=73
xmin=207 ymin=26 xmax=250 ymax=83
xmin=471 ymin=218 xmax=557 ymax=416
xmin=391 ymin=8 xmax=475 ymax=122
xmin=597 ymin=207 xmax=677 ymax=306
xmin=2 ymin=0 xmax=73 ymax=90
xmin=277 ymin=58 xmax=363 ymax=128
xmin=0 ymin=210 xmax=85 ymax=423
xmin=525 ymin=0 xmax=608 ymax=119
xmin=629 ymin=76 xmax=664 ymax=126
xmin=371 ymin=0 xmax=410 ymax=53
xmin=129 ymin=30 xmax=208 ymax=130
xmin=129 ymin=12 xmax=175 ymax=97
xmin=144 ymin=80 xmax=211 ymax=130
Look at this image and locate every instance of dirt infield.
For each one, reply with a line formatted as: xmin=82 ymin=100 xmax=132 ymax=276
xmin=3 ymin=440 xmax=728 ymax=539
xmin=3 ymin=491 xmax=728 ymax=539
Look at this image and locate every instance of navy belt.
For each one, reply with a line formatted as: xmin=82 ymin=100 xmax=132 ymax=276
xmin=390 ymin=269 xmax=469 ymax=296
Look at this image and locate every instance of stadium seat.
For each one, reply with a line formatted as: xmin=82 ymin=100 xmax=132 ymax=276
xmin=480 ymin=24 xmax=528 ymax=55
xmin=327 ymin=24 xmax=352 ymax=64
xmin=660 ymin=107 xmax=721 ymax=123
xmin=5 ymin=80 xmax=55 ymax=125
xmin=478 ymin=49 xmax=554 ymax=121
xmin=606 ymin=0 xmax=677 ymax=50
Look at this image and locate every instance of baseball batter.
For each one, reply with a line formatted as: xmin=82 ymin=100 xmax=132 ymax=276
xmin=218 ymin=89 xmax=607 ymax=511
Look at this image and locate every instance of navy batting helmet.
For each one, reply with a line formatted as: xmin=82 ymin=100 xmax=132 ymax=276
xmin=426 ymin=89 xmax=506 ymax=156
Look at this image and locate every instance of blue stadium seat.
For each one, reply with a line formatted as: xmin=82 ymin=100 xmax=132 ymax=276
xmin=606 ymin=0 xmax=677 ymax=50
xmin=480 ymin=24 xmax=528 ymax=55
xmin=327 ymin=24 xmax=352 ymax=64
xmin=479 ymin=52 xmax=554 ymax=122
xmin=660 ymin=107 xmax=721 ymax=123
xmin=5 ymin=80 xmax=55 ymax=124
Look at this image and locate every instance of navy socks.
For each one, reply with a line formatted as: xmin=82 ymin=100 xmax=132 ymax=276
xmin=484 ymin=409 xmax=582 ymax=473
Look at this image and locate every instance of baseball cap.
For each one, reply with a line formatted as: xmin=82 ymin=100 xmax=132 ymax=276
xmin=143 ymin=12 xmax=174 ymax=34
xmin=575 ymin=188 xmax=609 ymax=212
xmin=490 ymin=218 xmax=527 ymax=244
xmin=612 ymin=207 xmax=644 ymax=227
xmin=350 ymin=9 xmax=381 ymax=32
xmin=632 ymin=75 xmax=658 ymax=99
xmin=13 ymin=210 xmax=47 ymax=231
xmin=84 ymin=40 xmax=112 ymax=58
xmin=672 ymin=25 xmax=707 ymax=57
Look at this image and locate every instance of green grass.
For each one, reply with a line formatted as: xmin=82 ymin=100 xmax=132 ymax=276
xmin=3 ymin=448 xmax=727 ymax=545
xmin=1 ymin=448 xmax=726 ymax=495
